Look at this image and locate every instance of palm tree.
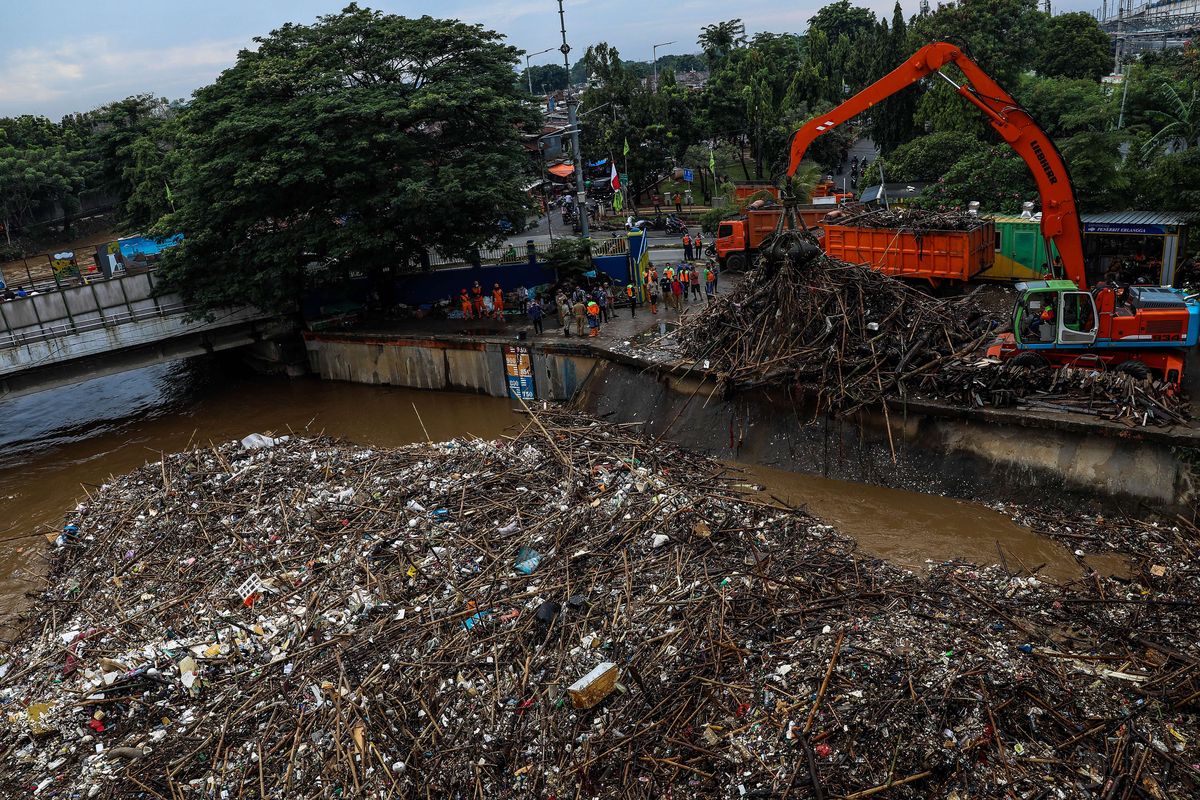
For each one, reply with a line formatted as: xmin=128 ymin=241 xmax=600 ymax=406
xmin=698 ymin=19 xmax=747 ymax=70
xmin=1142 ymin=82 xmax=1200 ymax=157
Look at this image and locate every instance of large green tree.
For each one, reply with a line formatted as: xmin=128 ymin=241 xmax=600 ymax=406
xmin=159 ymin=5 xmax=535 ymax=312
xmin=0 ymin=116 xmax=93 ymax=243
xmin=869 ymin=4 xmax=918 ymax=153
xmin=807 ymin=0 xmax=877 ymax=43
xmin=917 ymin=144 xmax=1037 ymax=213
xmin=698 ymin=19 xmax=747 ymax=70
xmin=1034 ymin=13 xmax=1112 ymax=82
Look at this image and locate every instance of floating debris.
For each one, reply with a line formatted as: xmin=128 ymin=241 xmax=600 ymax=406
xmin=0 ymin=410 xmax=1197 ymax=797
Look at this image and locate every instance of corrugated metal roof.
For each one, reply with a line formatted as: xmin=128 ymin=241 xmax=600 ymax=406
xmin=1080 ymin=211 xmax=1197 ymax=226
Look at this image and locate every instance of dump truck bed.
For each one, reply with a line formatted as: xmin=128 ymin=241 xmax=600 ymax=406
xmin=822 ymin=219 xmax=995 ymax=282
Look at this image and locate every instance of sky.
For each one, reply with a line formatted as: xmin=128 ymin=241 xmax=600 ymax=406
xmin=1 ymin=0 xmax=1104 ymax=119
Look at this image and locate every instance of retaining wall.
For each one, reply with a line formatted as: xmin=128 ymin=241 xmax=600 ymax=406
xmin=302 ymin=331 xmax=1197 ymax=509
xmin=303 ymin=333 xmax=599 ymax=402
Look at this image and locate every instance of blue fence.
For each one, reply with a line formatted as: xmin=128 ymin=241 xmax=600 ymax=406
xmin=592 ymin=254 xmax=631 ymax=285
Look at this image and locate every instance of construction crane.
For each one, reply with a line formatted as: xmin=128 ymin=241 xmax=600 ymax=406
xmin=785 ymin=41 xmax=1198 ymax=385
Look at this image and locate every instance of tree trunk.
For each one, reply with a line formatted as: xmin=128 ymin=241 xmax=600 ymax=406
xmin=736 ymin=136 xmax=749 ymax=182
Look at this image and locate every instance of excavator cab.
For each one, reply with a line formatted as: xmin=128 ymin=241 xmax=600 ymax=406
xmin=1012 ymin=281 xmax=1097 ymax=348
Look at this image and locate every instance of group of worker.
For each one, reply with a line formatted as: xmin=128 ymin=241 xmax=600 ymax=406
xmin=458 ymin=280 xmax=507 ymax=320
xmin=643 ymin=261 xmax=717 ymax=314
xmin=552 ymin=284 xmax=634 ymax=338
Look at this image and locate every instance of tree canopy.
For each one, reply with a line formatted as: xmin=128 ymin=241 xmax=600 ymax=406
xmin=157 ymin=5 xmax=535 ymax=312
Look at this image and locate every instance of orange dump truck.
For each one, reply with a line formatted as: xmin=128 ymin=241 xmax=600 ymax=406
xmin=713 ymin=204 xmax=844 ymax=271
xmin=822 ymin=214 xmax=995 ymax=285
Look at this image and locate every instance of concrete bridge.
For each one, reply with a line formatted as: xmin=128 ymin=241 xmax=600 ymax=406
xmin=0 ymin=271 xmax=282 ymax=398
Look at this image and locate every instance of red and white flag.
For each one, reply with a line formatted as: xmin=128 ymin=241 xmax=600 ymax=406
xmin=610 ymin=162 xmax=620 ymax=190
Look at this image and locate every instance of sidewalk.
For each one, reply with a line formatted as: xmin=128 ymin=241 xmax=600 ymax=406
xmin=344 ymin=278 xmax=737 ymax=347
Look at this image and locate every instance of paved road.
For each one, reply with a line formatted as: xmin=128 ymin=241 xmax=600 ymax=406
xmin=507 ymin=212 xmax=700 ymax=250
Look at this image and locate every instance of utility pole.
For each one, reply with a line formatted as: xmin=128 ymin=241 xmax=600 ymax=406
xmin=557 ymin=0 xmax=588 ymax=237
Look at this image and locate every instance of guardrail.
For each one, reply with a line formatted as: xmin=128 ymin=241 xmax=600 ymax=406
xmin=0 ymin=301 xmax=193 ymax=351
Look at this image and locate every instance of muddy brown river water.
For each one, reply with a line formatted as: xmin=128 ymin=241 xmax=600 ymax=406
xmin=0 ymin=356 xmax=1083 ymax=622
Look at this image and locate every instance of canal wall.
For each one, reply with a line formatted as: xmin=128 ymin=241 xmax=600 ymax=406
xmin=302 ymin=331 xmax=1198 ymax=510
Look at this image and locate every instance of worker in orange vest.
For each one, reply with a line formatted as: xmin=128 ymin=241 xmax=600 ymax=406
xmin=460 ymin=289 xmax=473 ymax=319
xmin=679 ymin=263 xmax=690 ymax=303
xmin=586 ymin=298 xmax=601 ymax=336
xmin=492 ymin=283 xmax=504 ymax=317
xmin=625 ymin=283 xmax=637 ymax=317
xmin=471 ymin=281 xmax=485 ymax=317
xmin=683 ymin=233 xmax=694 ymax=260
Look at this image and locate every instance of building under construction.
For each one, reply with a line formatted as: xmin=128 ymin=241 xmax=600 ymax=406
xmin=1095 ymin=0 xmax=1200 ymax=60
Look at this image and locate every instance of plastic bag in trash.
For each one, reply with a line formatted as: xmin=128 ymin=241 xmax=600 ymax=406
xmin=241 ymin=433 xmax=290 ymax=450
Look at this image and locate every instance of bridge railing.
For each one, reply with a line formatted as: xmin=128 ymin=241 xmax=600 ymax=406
xmin=0 ymin=300 xmax=193 ymax=350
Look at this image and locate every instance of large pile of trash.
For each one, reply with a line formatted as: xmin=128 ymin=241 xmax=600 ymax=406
xmin=680 ymin=231 xmax=1189 ymax=426
xmin=2 ymin=412 xmax=1197 ymax=798
xmin=826 ymin=207 xmax=986 ymax=232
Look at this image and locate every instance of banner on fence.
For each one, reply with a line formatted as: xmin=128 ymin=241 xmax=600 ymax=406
xmin=502 ymin=344 xmax=536 ymax=400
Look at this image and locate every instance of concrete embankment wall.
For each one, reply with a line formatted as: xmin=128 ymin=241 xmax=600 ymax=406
xmin=303 ymin=332 xmax=600 ymax=402
xmin=303 ymin=332 xmax=1197 ymax=510
xmin=574 ymin=362 xmax=1194 ymax=510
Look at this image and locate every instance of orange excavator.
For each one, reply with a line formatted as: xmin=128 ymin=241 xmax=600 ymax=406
xmin=784 ymin=41 xmax=1198 ymax=384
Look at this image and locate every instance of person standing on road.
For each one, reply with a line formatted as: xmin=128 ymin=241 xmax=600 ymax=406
xmin=516 ymin=284 xmax=528 ymax=314
xmin=679 ymin=263 xmax=691 ymax=303
xmin=705 ymin=265 xmax=716 ymax=298
xmin=596 ymin=287 xmax=610 ymax=323
xmin=683 ymin=233 xmax=693 ymax=261
xmin=460 ymin=289 xmax=473 ymax=319
xmin=528 ymin=297 xmax=544 ymax=335
xmin=648 ymin=279 xmax=660 ymax=314
xmin=694 ymin=231 xmax=703 ymax=255
xmin=670 ymin=276 xmax=683 ymax=312
xmin=673 ymin=192 xmax=682 ymax=214
xmin=690 ymin=268 xmax=702 ymax=300
xmin=625 ymin=283 xmax=637 ymax=317
xmin=572 ymin=297 xmax=587 ymax=336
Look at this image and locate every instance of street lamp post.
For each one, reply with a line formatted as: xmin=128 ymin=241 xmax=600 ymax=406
xmin=525 ymin=47 xmax=555 ymax=96
xmin=557 ymin=0 xmax=588 ymax=238
xmin=652 ymin=41 xmax=676 ymax=93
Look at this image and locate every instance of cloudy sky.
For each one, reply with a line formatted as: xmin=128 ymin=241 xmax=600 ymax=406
xmin=2 ymin=0 xmax=1105 ymax=119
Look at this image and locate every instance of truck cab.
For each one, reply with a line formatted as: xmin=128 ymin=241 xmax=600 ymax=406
xmin=714 ymin=219 xmax=750 ymax=271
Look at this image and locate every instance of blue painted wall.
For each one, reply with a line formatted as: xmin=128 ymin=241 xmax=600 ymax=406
xmin=395 ymin=262 xmax=558 ymax=306
xmin=394 ymin=254 xmax=631 ymax=306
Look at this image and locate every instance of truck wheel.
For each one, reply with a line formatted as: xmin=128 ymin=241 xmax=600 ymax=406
xmin=1114 ymin=360 xmax=1152 ymax=381
xmin=1010 ymin=352 xmax=1049 ymax=368
xmin=726 ymin=253 xmax=748 ymax=272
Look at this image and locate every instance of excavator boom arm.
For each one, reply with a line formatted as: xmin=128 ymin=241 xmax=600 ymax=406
xmin=787 ymin=41 xmax=1086 ymax=288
